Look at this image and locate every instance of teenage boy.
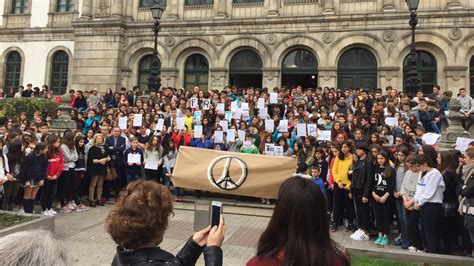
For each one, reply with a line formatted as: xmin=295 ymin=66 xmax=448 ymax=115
xmin=123 ymin=138 xmax=144 ymax=184
xmin=310 ymin=166 xmax=326 ymax=195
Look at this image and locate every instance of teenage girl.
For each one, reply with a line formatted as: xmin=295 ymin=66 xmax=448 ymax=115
xmin=23 ymin=142 xmax=49 ymax=214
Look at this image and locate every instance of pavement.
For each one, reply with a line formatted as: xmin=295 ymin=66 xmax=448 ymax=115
xmin=54 ymin=200 xmax=413 ymax=266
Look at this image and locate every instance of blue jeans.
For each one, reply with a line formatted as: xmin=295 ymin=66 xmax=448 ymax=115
xmin=162 ymin=167 xmax=173 ymax=188
xmin=395 ymin=197 xmax=410 ymax=246
xmin=430 ymin=121 xmax=441 ymax=134
xmin=127 ymin=174 xmax=141 ymax=184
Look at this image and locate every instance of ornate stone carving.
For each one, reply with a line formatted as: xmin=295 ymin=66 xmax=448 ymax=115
xmin=265 ymin=34 xmax=277 ymax=45
xmin=213 ymin=35 xmax=225 ymax=46
xmin=96 ymin=0 xmax=110 ymax=17
xmin=440 ymin=97 xmax=470 ymax=148
xmin=448 ymin=28 xmax=462 ymax=40
xmin=164 ymin=36 xmax=175 ymax=47
xmin=322 ymin=32 xmax=334 ymax=44
xmin=121 ymin=37 xmax=129 ymax=49
xmin=382 ymin=30 xmax=397 ymax=42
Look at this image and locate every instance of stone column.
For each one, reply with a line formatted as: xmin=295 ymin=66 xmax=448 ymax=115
xmin=80 ymin=0 xmax=93 ymax=19
xmin=111 ymin=0 xmax=123 ymax=17
xmin=262 ymin=68 xmax=280 ymax=89
xmin=322 ymin=0 xmax=335 ymax=15
xmin=440 ymin=97 xmax=470 ymax=149
xmin=317 ymin=67 xmax=337 ymax=88
xmin=382 ymin=0 xmax=396 ymax=12
xmin=214 ymin=0 xmax=228 ymax=19
xmin=267 ymin=0 xmax=279 ymax=17
xmin=167 ymin=0 xmax=179 ymax=19
xmin=125 ymin=0 xmax=134 ymax=20
xmin=161 ymin=68 xmax=179 ymax=88
xmin=210 ymin=68 xmax=228 ymax=90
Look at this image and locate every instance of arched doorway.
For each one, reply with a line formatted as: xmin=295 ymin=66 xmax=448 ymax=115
xmin=337 ymin=48 xmax=377 ymax=90
xmin=229 ymin=50 xmax=263 ymax=88
xmin=4 ymin=51 xmax=21 ymax=89
xmin=184 ymin=54 xmax=209 ymax=90
xmin=470 ymin=56 xmax=474 ymax=97
xmin=50 ymin=51 xmax=69 ymax=95
xmin=137 ymin=54 xmax=161 ymax=92
xmin=281 ymin=48 xmax=318 ymax=88
xmin=403 ymin=51 xmax=437 ymax=95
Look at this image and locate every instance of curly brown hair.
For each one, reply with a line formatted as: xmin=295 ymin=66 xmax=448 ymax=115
xmin=105 ymin=180 xmax=174 ymax=250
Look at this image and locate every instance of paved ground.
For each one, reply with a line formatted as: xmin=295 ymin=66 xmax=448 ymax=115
xmin=54 ymin=200 xmax=407 ymax=266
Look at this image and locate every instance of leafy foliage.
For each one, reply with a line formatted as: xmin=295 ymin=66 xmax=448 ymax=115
xmin=0 ymin=98 xmax=59 ymax=120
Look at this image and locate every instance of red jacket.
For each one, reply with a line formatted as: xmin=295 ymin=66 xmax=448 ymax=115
xmin=247 ymin=250 xmax=348 ymax=266
xmin=47 ymin=152 xmax=64 ymax=177
xmin=172 ymin=131 xmax=191 ymax=148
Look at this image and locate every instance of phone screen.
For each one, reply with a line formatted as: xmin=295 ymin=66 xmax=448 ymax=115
xmin=210 ymin=204 xmax=221 ymax=227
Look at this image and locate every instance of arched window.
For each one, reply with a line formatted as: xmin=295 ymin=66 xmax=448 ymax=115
xmin=281 ymin=48 xmax=318 ymax=88
xmin=51 ymin=51 xmax=69 ymax=95
xmin=137 ymin=55 xmax=161 ymax=92
xmin=337 ymin=48 xmax=377 ymax=90
xmin=4 ymin=51 xmax=22 ymax=89
xmin=140 ymin=0 xmax=167 ymax=7
xmin=229 ymin=50 xmax=263 ymax=88
xmin=470 ymin=56 xmax=474 ymax=97
xmin=403 ymin=51 xmax=437 ymax=95
xmin=184 ymin=54 xmax=209 ymax=91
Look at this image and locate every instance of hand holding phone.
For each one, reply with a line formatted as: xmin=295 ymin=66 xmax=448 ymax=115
xmin=210 ymin=201 xmax=222 ymax=228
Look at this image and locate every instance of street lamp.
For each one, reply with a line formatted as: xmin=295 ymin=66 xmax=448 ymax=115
xmin=148 ymin=4 xmax=164 ymax=93
xmin=405 ymin=0 xmax=421 ymax=95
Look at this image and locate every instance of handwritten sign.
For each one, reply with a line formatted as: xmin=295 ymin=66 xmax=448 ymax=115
xmin=191 ymin=98 xmax=199 ymax=109
xmin=279 ymin=120 xmax=288 ymax=132
xmin=269 ymin=93 xmax=278 ymax=104
xmin=238 ymin=130 xmax=246 ymax=141
xmin=297 ymin=123 xmax=307 ymax=137
xmin=176 ymin=117 xmax=185 ymax=130
xmin=133 ymin=114 xmax=143 ymax=127
xmin=318 ymin=130 xmax=331 ymax=141
xmin=257 ymin=98 xmax=265 ymax=109
xmin=194 ymin=125 xmax=203 ymax=138
xmin=216 ymin=103 xmax=225 ymax=113
xmin=456 ymin=137 xmax=474 ymax=152
xmin=265 ymin=120 xmax=275 ymax=133
xmin=202 ymin=99 xmax=211 ymax=110
xmin=227 ymin=130 xmax=235 ymax=142
xmin=421 ymin=133 xmax=440 ymax=145
xmin=307 ymin=124 xmax=318 ymax=137
xmin=214 ymin=131 xmax=224 ymax=143
xmin=265 ymin=143 xmax=275 ymax=156
xmin=274 ymin=146 xmax=284 ymax=157
xmin=119 ymin=117 xmax=128 ymax=130
xmin=219 ymin=120 xmax=229 ymax=132
xmin=155 ymin=119 xmax=164 ymax=131
xmin=385 ymin=117 xmax=398 ymax=127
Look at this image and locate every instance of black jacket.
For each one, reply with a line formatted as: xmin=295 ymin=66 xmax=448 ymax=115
xmin=112 ymin=238 xmax=223 ymax=266
xmin=351 ymin=156 xmax=374 ymax=198
xmin=25 ymin=153 xmax=48 ymax=182
xmin=74 ymin=96 xmax=87 ymax=109
xmin=87 ymin=145 xmax=110 ymax=176
xmin=106 ymin=136 xmax=126 ymax=163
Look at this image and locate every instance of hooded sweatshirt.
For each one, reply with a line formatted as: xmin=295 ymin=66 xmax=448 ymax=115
xmin=414 ymin=168 xmax=445 ymax=206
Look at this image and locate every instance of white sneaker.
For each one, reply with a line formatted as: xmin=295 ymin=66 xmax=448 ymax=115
xmin=49 ymin=209 xmax=57 ymax=215
xmin=408 ymin=246 xmax=418 ymax=252
xmin=67 ymin=202 xmax=76 ymax=210
xmin=353 ymin=231 xmax=370 ymax=241
xmin=71 ymin=202 xmax=78 ymax=209
xmin=18 ymin=208 xmax=25 ymax=214
xmin=41 ymin=210 xmax=49 ymax=216
xmin=350 ymin=229 xmax=361 ymax=239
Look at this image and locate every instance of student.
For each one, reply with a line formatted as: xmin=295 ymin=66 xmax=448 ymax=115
xmin=2 ymin=139 xmax=24 ymax=211
xmin=313 ymin=147 xmax=328 ymax=180
xmin=401 ymin=155 xmax=424 ymax=252
xmin=123 ymin=137 xmax=144 ymax=184
xmin=73 ymin=137 xmax=89 ymax=211
xmin=163 ymin=140 xmax=179 ymax=199
xmin=41 ymin=135 xmax=64 ymax=215
xmin=459 ymin=147 xmax=474 ymax=254
xmin=59 ymin=132 xmax=78 ymax=213
xmin=310 ymin=166 xmax=326 ymax=195
xmin=87 ymin=134 xmax=111 ymax=207
xmin=413 ymin=154 xmax=445 ymax=254
xmin=393 ymin=147 xmax=410 ymax=249
xmin=350 ymin=143 xmax=373 ymax=241
xmin=144 ymin=135 xmax=163 ymax=182
xmin=372 ymin=151 xmax=396 ymax=246
xmin=331 ymin=141 xmax=355 ymax=232
xmin=240 ymin=134 xmax=258 ymax=154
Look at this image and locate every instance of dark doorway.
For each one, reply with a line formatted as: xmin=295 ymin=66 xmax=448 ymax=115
xmin=337 ymin=48 xmax=377 ymax=90
xmin=229 ymin=50 xmax=263 ymax=88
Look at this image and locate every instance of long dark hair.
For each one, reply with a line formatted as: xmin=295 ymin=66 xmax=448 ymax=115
xmin=337 ymin=140 xmax=353 ymax=160
xmin=376 ymin=150 xmax=393 ymax=178
xmin=7 ymin=139 xmax=25 ymax=168
xmin=256 ymin=176 xmax=348 ymax=266
xmin=75 ymin=136 xmax=85 ymax=155
xmin=46 ymin=134 xmax=60 ymax=158
xmin=419 ymin=145 xmax=438 ymax=168
xmin=438 ymin=150 xmax=457 ymax=175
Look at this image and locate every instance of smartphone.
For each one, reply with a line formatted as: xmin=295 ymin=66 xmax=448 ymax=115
xmin=210 ymin=201 xmax=222 ymax=228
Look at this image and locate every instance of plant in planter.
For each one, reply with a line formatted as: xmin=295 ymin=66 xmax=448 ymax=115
xmin=0 ymin=213 xmax=37 ymax=230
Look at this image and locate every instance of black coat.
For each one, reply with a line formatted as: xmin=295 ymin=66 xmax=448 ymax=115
xmin=106 ymin=136 xmax=126 ymax=164
xmin=112 ymin=239 xmax=222 ymax=266
xmin=87 ymin=145 xmax=110 ymax=176
xmin=351 ymin=156 xmax=374 ymax=198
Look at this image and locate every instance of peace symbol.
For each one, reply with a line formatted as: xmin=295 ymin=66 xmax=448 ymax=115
xmin=207 ymin=156 xmax=248 ymax=190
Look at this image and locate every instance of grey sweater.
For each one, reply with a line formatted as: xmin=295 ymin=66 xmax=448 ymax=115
xmin=458 ymin=95 xmax=474 ymax=113
xmin=400 ymin=170 xmax=419 ymax=199
xmin=61 ymin=144 xmax=78 ymax=170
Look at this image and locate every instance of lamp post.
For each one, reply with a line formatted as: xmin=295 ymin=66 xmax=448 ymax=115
xmin=405 ymin=0 xmax=421 ymax=95
xmin=148 ymin=4 xmax=164 ymax=93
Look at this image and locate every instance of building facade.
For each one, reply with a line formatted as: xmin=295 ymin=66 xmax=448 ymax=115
xmin=0 ymin=0 xmax=474 ymax=96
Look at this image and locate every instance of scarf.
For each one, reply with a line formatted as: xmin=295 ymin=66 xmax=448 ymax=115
xmin=458 ymin=163 xmax=474 ymax=215
xmin=94 ymin=143 xmax=106 ymax=155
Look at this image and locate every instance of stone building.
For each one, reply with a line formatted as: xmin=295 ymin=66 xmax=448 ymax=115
xmin=0 ymin=0 xmax=473 ymax=96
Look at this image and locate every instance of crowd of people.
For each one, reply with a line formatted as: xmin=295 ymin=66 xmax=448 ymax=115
xmin=0 ymin=83 xmax=474 ymax=258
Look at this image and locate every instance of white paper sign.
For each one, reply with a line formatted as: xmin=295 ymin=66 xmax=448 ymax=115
xmin=194 ymin=125 xmax=203 ymax=138
xmin=193 ymin=111 xmax=202 ymax=124
xmin=203 ymin=99 xmax=211 ymax=110
xmin=233 ymin=109 xmax=242 ymax=120
xmin=216 ymin=103 xmax=225 ymax=113
xmin=133 ymin=114 xmax=143 ymax=127
xmin=176 ymin=117 xmax=185 ymax=130
xmin=265 ymin=143 xmax=275 ymax=156
xmin=243 ymin=141 xmax=252 ymax=149
xmin=385 ymin=117 xmax=398 ymax=127
xmin=297 ymin=123 xmax=307 ymax=137
xmin=318 ymin=130 xmax=332 ymax=141
xmin=219 ymin=120 xmax=229 ymax=132
xmin=240 ymin=102 xmax=249 ymax=111
xmin=269 ymin=93 xmax=278 ymax=104
xmin=421 ymin=133 xmax=441 ymax=145
xmin=238 ymin=130 xmax=246 ymax=141
xmin=307 ymin=124 xmax=318 ymax=137
xmin=274 ymin=146 xmax=284 ymax=157
xmin=455 ymin=137 xmax=474 ymax=152
xmin=191 ymin=98 xmax=199 ymax=109
xmin=225 ymin=111 xmax=232 ymax=122
xmin=128 ymin=153 xmax=141 ymax=164
xmin=259 ymin=107 xmax=268 ymax=119
xmin=231 ymin=102 xmax=238 ymax=112
xmin=242 ymin=111 xmax=250 ymax=121
xmin=279 ymin=120 xmax=288 ymax=132
xmin=144 ymin=159 xmax=159 ymax=170
xmin=227 ymin=130 xmax=235 ymax=142
xmin=119 ymin=117 xmax=128 ymax=130
xmin=155 ymin=119 xmax=164 ymax=131
xmin=265 ymin=120 xmax=275 ymax=133
xmin=214 ymin=131 xmax=224 ymax=143
xmin=257 ymin=98 xmax=265 ymax=109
